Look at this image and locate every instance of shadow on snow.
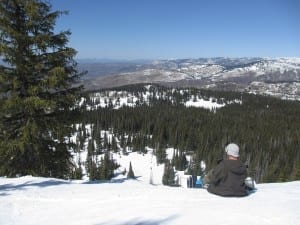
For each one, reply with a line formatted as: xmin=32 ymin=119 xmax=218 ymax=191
xmin=0 ymin=175 xmax=143 ymax=196
xmin=0 ymin=179 xmax=69 ymax=194
xmin=83 ymin=176 xmax=142 ymax=185
xmin=94 ymin=215 xmax=179 ymax=225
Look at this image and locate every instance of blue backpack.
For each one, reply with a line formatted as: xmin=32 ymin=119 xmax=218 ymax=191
xmin=195 ymin=177 xmax=203 ymax=188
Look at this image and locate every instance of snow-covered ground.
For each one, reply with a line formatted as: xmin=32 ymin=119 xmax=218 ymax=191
xmin=1 ymin=151 xmax=300 ymax=225
xmin=81 ymin=87 xmax=228 ymax=111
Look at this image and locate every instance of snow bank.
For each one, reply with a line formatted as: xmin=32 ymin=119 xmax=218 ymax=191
xmin=1 ymin=151 xmax=299 ymax=225
xmin=0 ymin=176 xmax=300 ymax=225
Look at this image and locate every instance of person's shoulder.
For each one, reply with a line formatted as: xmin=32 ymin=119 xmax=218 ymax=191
xmin=226 ymin=159 xmax=244 ymax=164
xmin=225 ymin=159 xmax=246 ymax=168
xmin=216 ymin=158 xmax=223 ymax=164
xmin=235 ymin=160 xmax=248 ymax=171
xmin=214 ymin=159 xmax=225 ymax=171
xmin=237 ymin=159 xmax=247 ymax=167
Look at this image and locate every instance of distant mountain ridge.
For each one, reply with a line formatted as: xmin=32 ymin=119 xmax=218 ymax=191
xmin=78 ymin=57 xmax=300 ymax=100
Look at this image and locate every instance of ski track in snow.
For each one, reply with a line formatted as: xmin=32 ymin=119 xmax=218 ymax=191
xmin=1 ymin=151 xmax=300 ymax=225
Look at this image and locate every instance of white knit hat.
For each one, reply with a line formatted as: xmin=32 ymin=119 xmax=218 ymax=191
xmin=225 ymin=143 xmax=240 ymax=157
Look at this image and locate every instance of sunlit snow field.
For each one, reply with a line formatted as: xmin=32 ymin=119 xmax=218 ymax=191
xmin=1 ymin=151 xmax=300 ymax=225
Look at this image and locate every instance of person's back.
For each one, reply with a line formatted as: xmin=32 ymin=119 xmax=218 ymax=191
xmin=206 ymin=143 xmax=248 ymax=197
xmin=207 ymin=159 xmax=248 ymax=197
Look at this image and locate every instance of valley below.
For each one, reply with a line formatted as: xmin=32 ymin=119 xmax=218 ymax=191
xmin=79 ymin=57 xmax=300 ymax=100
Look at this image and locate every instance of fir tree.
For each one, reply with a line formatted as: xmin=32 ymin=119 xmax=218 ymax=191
xmin=0 ymin=0 xmax=84 ymax=178
xmin=155 ymin=144 xmax=166 ymax=165
xmin=127 ymin=161 xmax=135 ymax=179
xmin=99 ymin=152 xmax=116 ymax=180
xmin=111 ymin=136 xmax=118 ymax=153
xmin=162 ymin=160 xmax=175 ymax=186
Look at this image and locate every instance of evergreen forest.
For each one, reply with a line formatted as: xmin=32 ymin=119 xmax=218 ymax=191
xmin=74 ymin=84 xmax=300 ymax=183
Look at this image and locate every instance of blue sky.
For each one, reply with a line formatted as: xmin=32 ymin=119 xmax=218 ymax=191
xmin=50 ymin=0 xmax=299 ymax=60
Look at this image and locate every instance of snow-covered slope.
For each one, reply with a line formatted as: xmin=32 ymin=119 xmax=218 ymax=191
xmin=1 ymin=150 xmax=300 ymax=225
xmin=81 ymin=87 xmax=229 ymax=111
xmin=83 ymin=57 xmax=300 ymax=82
xmin=1 ymin=176 xmax=300 ymax=225
xmin=83 ymin=57 xmax=300 ymax=100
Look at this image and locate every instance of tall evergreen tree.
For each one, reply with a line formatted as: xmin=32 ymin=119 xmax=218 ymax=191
xmin=155 ymin=144 xmax=166 ymax=165
xmin=162 ymin=160 xmax=175 ymax=186
xmin=0 ymin=0 xmax=84 ymax=178
xmin=127 ymin=161 xmax=135 ymax=179
xmin=99 ymin=152 xmax=116 ymax=180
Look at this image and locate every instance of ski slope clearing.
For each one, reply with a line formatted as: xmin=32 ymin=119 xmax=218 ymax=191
xmin=1 ymin=175 xmax=299 ymax=225
xmin=1 ymin=152 xmax=300 ymax=225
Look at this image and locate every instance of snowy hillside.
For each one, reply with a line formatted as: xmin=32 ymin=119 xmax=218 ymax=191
xmin=82 ymin=57 xmax=300 ymax=100
xmin=1 ymin=150 xmax=300 ymax=225
xmin=80 ymin=86 xmax=232 ymax=111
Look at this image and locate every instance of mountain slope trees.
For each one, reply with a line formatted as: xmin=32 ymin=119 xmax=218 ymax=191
xmin=0 ymin=0 xmax=84 ymax=178
xmin=78 ymin=85 xmax=300 ymax=183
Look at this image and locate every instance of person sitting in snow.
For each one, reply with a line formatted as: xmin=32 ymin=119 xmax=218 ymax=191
xmin=204 ymin=143 xmax=250 ymax=197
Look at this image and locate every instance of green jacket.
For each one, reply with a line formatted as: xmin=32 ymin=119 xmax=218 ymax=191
xmin=207 ymin=159 xmax=248 ymax=197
